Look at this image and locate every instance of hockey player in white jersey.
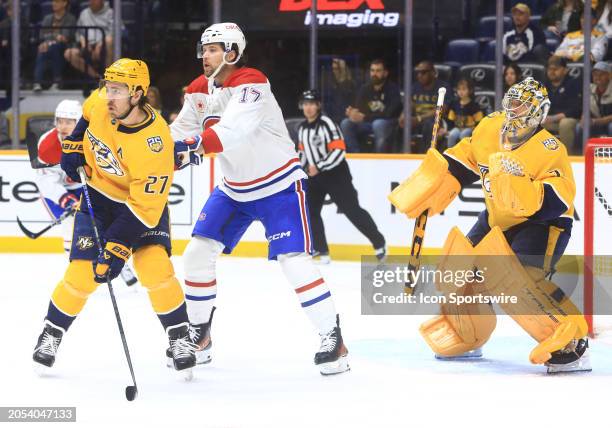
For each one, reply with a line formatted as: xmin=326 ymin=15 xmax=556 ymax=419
xmin=35 ymin=99 xmax=138 ymax=286
xmin=171 ymin=23 xmax=349 ymax=375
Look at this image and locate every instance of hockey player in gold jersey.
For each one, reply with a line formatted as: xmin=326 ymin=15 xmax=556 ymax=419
xmin=390 ymin=78 xmax=590 ymax=373
xmin=32 ymin=58 xmax=197 ymax=375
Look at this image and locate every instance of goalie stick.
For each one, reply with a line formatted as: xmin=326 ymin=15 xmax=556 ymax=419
xmin=404 ymin=87 xmax=446 ymax=295
xmin=16 ymin=208 xmax=75 ymax=239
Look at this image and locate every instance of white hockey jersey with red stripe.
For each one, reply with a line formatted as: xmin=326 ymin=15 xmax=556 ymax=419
xmin=170 ymin=67 xmax=306 ymax=201
xmin=36 ymin=128 xmax=81 ymax=203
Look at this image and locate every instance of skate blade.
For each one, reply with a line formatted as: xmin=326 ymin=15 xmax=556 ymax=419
xmin=174 ymin=367 xmax=194 ymax=381
xmin=33 ymin=361 xmax=52 ymax=376
xmin=318 ymin=355 xmax=350 ymax=376
xmin=546 ymin=356 xmax=592 ymax=374
xmin=196 ymin=348 xmax=212 ymax=365
xmin=435 ymin=348 xmax=483 ymax=360
xmin=167 ymin=354 xmax=211 ymax=368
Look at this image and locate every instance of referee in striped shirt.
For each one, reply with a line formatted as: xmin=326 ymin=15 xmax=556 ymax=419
xmin=298 ymin=90 xmax=386 ymax=264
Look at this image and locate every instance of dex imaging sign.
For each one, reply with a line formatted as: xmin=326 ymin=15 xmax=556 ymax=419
xmin=279 ymin=0 xmax=401 ymax=28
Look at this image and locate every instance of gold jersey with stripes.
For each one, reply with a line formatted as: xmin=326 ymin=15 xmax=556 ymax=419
xmin=444 ymin=111 xmax=576 ymax=231
xmin=67 ymin=89 xmax=174 ymax=228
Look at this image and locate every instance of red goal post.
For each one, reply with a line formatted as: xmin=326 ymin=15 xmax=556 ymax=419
xmin=584 ymin=137 xmax=612 ymax=337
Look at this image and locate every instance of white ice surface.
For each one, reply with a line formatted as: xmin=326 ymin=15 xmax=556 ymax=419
xmin=1 ymin=254 xmax=611 ymax=428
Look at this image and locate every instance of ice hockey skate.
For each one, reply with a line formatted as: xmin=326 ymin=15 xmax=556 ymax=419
xmin=167 ymin=307 xmax=215 ymax=367
xmin=33 ymin=321 xmax=64 ymax=373
xmin=314 ymin=315 xmax=349 ymax=376
xmin=167 ymin=323 xmax=197 ymax=380
xmin=546 ymin=338 xmax=592 ymax=374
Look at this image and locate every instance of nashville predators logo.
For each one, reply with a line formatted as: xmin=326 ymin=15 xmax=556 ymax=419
xmin=76 ymin=236 xmax=94 ymax=250
xmin=147 ymin=136 xmax=163 ymax=153
xmin=478 ymin=163 xmax=492 ymax=195
xmin=87 ymin=129 xmax=124 ymax=176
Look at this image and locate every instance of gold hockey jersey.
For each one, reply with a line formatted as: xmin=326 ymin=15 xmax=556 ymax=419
xmin=74 ymin=89 xmax=174 ymax=228
xmin=444 ymin=112 xmax=575 ymax=231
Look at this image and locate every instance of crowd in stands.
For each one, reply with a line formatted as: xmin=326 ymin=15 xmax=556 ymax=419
xmin=316 ymin=0 xmax=612 ymax=154
xmin=1 ymin=0 xmax=611 ymax=153
xmin=0 ymin=0 xmax=119 ymax=91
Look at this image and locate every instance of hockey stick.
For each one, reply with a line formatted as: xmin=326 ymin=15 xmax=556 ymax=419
xmin=16 ymin=209 xmax=75 ymax=239
xmin=77 ymin=168 xmax=138 ymax=402
xmin=404 ymin=87 xmax=446 ymax=295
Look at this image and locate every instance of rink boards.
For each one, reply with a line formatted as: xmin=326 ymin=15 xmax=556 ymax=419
xmin=0 ymin=151 xmax=601 ymax=257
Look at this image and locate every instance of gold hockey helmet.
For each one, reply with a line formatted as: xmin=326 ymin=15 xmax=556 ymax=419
xmin=102 ymin=58 xmax=150 ymax=98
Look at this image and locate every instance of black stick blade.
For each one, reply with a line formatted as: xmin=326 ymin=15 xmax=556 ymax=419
xmin=125 ymin=386 xmax=137 ymax=401
xmin=16 ymin=217 xmax=39 ymax=239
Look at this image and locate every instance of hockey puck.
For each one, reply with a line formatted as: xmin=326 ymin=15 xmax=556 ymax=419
xmin=125 ymin=386 xmax=137 ymax=401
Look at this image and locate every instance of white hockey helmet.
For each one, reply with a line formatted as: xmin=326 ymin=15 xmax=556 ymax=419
xmin=198 ymin=22 xmax=246 ymax=61
xmin=55 ymin=99 xmax=82 ymax=122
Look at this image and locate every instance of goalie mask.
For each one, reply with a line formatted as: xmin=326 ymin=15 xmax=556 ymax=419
xmin=501 ymin=77 xmax=550 ymax=150
xmin=198 ymin=22 xmax=246 ymax=80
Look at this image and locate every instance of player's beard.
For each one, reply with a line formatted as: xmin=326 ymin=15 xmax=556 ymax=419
xmin=109 ymin=100 xmax=135 ymax=121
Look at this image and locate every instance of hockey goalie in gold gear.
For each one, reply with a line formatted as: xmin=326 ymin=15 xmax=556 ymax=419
xmin=389 ymin=77 xmax=590 ymax=373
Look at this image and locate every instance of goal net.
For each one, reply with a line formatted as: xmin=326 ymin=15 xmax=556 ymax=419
xmin=584 ymin=138 xmax=612 ymax=337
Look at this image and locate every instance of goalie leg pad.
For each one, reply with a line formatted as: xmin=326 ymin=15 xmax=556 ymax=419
xmin=474 ymin=226 xmax=588 ymax=363
xmin=388 ymin=148 xmax=460 ymax=218
xmin=419 ymin=227 xmax=497 ymax=357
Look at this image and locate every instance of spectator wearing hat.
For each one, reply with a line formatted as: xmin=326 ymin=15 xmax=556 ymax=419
xmin=543 ymin=56 xmax=581 ymax=149
xmin=33 ymin=0 xmax=77 ymax=91
xmin=579 ymin=62 xmax=612 ymax=138
xmin=503 ymin=3 xmax=549 ymax=63
xmin=341 ymin=58 xmax=402 ymax=153
xmin=297 ymin=90 xmax=386 ymax=264
xmin=555 ymin=8 xmax=608 ymax=62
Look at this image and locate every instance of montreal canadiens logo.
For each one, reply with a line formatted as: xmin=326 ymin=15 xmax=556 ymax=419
xmin=203 ymin=116 xmax=220 ymax=130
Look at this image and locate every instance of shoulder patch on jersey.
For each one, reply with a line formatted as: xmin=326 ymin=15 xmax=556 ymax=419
xmin=542 ymin=137 xmax=559 ymax=151
xmin=147 ymin=136 xmax=163 ymax=153
xmin=223 ymin=67 xmax=268 ymax=88
xmin=186 ymin=75 xmax=209 ymax=95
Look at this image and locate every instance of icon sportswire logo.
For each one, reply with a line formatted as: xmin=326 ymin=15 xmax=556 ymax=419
xmin=279 ymin=0 xmax=400 ymax=28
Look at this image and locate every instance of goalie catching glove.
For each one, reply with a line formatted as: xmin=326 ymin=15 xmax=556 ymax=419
xmin=388 ymin=148 xmax=460 ymax=218
xmin=94 ymin=241 xmax=131 ymax=283
xmin=488 ymin=152 xmax=544 ymax=217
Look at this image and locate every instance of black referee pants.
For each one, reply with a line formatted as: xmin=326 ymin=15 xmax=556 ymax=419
xmin=306 ymin=160 xmax=385 ymax=254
